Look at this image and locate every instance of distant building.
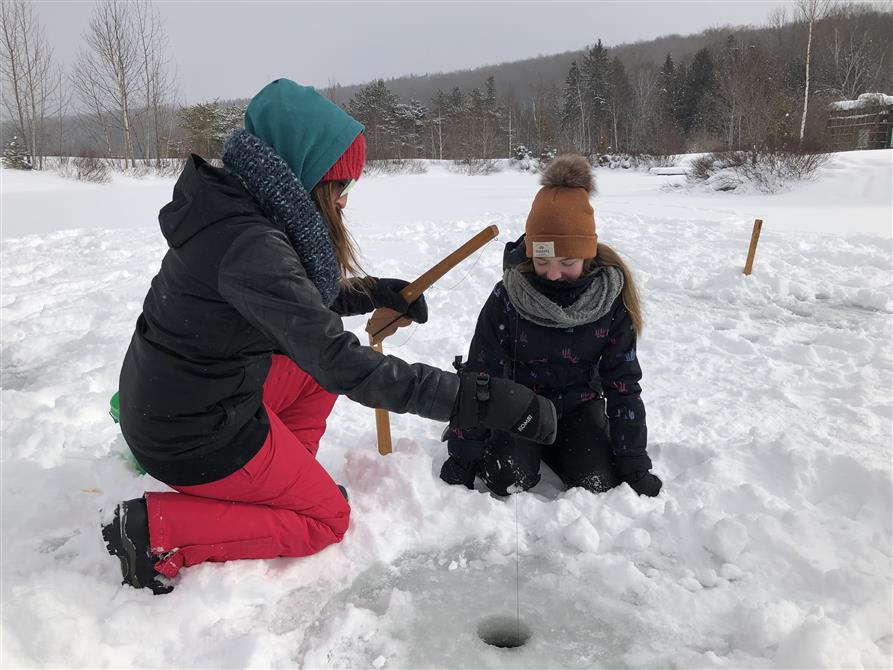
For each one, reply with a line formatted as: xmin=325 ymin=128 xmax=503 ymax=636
xmin=826 ymin=93 xmax=893 ymax=151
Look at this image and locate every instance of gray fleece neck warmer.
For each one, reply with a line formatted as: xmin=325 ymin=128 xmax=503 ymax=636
xmin=503 ymin=266 xmax=624 ymax=328
xmin=222 ymin=129 xmax=341 ymax=306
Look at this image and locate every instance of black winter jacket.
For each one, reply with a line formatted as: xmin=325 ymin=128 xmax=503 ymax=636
xmin=119 ymin=156 xmax=459 ymax=485
xmin=458 ymin=238 xmax=649 ymax=473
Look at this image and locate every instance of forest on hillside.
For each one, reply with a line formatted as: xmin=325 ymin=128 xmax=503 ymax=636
xmin=2 ymin=0 xmax=891 ymax=170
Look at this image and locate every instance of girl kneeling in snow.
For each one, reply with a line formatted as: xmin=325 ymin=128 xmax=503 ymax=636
xmin=440 ymin=154 xmax=661 ymax=498
xmin=102 ymin=79 xmax=557 ymax=595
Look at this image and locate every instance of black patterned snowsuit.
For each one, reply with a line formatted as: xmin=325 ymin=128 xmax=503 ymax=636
xmin=442 ymin=240 xmax=651 ymax=496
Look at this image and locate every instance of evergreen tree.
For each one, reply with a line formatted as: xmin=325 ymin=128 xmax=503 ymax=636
xmin=561 ymin=61 xmax=587 ymax=152
xmin=656 ymin=53 xmax=686 ymax=152
xmin=428 ymin=87 xmax=466 ymax=159
xmin=657 ymin=54 xmax=678 ymax=122
xmin=484 ymin=76 xmax=504 ymax=157
xmin=443 ymin=87 xmax=467 ymax=159
xmin=581 ymin=40 xmax=611 ymax=152
xmin=393 ymin=99 xmax=428 ymax=158
xmin=672 ymin=62 xmax=689 ymax=131
xmin=465 ymin=86 xmax=486 ymax=158
xmin=463 ymin=76 xmax=503 ymax=158
xmin=179 ymin=101 xmax=245 ymax=158
xmin=606 ymin=57 xmax=632 ymax=152
xmin=681 ymin=48 xmax=717 ymax=136
xmin=2 ymin=136 xmax=32 ymax=169
xmin=180 ymin=102 xmax=221 ymax=156
xmin=217 ymin=103 xmax=246 ymax=139
xmin=430 ymin=89 xmax=448 ymax=159
xmin=348 ymin=80 xmax=399 ymax=159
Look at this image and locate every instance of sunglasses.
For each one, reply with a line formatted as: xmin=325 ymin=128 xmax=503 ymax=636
xmin=336 ymin=179 xmax=356 ymax=198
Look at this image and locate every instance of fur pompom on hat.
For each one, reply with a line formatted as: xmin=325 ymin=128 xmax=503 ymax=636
xmin=525 ymin=154 xmax=598 ymax=260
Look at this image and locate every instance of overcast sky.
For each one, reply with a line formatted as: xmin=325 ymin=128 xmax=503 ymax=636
xmin=37 ymin=1 xmax=789 ymax=103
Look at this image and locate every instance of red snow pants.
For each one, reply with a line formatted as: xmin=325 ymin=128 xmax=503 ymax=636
xmin=145 ymin=355 xmax=349 ymax=579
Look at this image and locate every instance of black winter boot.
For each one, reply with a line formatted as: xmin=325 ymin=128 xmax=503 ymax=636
xmin=101 ymin=497 xmax=173 ymax=595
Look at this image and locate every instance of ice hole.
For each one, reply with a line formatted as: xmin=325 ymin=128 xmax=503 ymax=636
xmin=477 ymin=615 xmax=532 ymax=649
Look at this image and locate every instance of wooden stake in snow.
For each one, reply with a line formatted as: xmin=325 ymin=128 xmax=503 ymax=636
xmin=366 ymin=225 xmax=499 ymax=455
xmin=743 ymin=218 xmax=763 ymax=276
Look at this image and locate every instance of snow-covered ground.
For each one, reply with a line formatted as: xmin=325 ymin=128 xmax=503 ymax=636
xmin=1 ymin=151 xmax=891 ymax=668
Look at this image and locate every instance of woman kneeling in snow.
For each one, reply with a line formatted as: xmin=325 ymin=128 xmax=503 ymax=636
xmin=102 ymin=79 xmax=558 ymax=595
xmin=440 ymin=154 xmax=662 ymax=498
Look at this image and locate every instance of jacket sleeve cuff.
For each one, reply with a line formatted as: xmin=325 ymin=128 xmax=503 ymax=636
xmin=328 ymin=282 xmax=375 ymax=316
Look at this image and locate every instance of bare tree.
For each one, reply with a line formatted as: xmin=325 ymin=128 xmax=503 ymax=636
xmin=0 ymin=0 xmax=56 ymax=168
xmin=529 ymin=82 xmax=560 ymax=154
xmin=715 ymin=36 xmax=764 ymax=150
xmin=628 ymin=64 xmax=657 ymax=152
xmin=818 ymin=3 xmax=891 ymax=99
xmin=796 ymin=0 xmax=833 ymax=145
xmin=134 ymin=0 xmax=177 ymax=166
xmin=72 ymin=1 xmax=139 ymax=167
xmin=53 ymin=63 xmax=72 ymax=159
xmin=71 ymin=61 xmax=114 ymax=158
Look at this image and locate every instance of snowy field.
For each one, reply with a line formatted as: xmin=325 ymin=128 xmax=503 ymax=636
xmin=1 ymin=151 xmax=891 ymax=668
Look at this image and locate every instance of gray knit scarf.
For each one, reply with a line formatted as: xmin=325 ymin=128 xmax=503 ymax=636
xmin=222 ymin=129 xmax=340 ymax=306
xmin=503 ymin=266 xmax=624 ymax=328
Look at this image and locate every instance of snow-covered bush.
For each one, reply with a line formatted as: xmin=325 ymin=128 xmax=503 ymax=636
xmin=511 ymin=145 xmax=540 ymax=172
xmin=155 ymin=159 xmax=187 ymax=177
xmin=591 ymin=153 xmax=676 ymax=171
xmin=364 ymin=158 xmax=428 ymax=176
xmin=510 ymin=146 xmax=539 ymax=172
xmin=56 ymin=157 xmax=184 ymax=180
xmin=2 ymin=137 xmax=32 ymax=170
xmin=687 ymin=149 xmax=829 ymax=193
xmin=511 ymin=147 xmax=557 ymax=175
xmin=511 ymin=151 xmax=676 ymax=174
xmin=55 ymin=153 xmax=111 ymax=183
xmin=512 ymin=156 xmax=539 ymax=172
xmin=449 ymin=158 xmax=501 ymax=175
xmin=74 ymin=155 xmax=111 ymax=183
xmin=514 ymin=145 xmax=532 ymax=161
xmin=539 ymin=147 xmax=557 ymax=167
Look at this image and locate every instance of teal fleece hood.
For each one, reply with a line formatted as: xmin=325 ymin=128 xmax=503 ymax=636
xmin=244 ymin=79 xmax=363 ymax=191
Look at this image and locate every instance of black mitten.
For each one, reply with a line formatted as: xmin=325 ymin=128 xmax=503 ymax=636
xmin=623 ymin=471 xmax=663 ymax=497
xmin=452 ymin=372 xmax=557 ymax=445
xmin=372 ymin=278 xmax=428 ymax=324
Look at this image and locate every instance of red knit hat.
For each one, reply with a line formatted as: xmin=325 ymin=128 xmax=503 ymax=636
xmin=321 ymin=132 xmax=366 ymax=182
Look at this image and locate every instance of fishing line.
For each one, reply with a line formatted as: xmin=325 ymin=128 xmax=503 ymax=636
xmin=384 ymin=236 xmax=499 ymax=350
xmin=385 ymin=230 xmax=522 ymax=639
xmin=514 ymin=486 xmax=521 ymax=644
xmin=510 ymin=306 xmax=522 ymax=642
xmin=426 ymin=234 xmax=499 ymax=292
xmin=381 ymin=321 xmax=420 ymax=348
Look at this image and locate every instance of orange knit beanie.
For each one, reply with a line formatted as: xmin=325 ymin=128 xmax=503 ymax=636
xmin=525 ymin=154 xmax=597 ymax=259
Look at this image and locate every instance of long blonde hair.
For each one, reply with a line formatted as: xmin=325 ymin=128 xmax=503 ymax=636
xmin=310 ymin=181 xmax=366 ymax=284
xmin=593 ymin=242 xmax=642 ymax=335
xmin=514 ymin=242 xmax=643 ymax=334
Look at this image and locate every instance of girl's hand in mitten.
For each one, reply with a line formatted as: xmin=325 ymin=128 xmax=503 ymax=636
xmin=623 ymin=471 xmax=662 ymax=497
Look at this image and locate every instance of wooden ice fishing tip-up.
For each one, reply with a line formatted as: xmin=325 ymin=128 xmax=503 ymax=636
xmin=365 ymin=224 xmax=499 ymax=455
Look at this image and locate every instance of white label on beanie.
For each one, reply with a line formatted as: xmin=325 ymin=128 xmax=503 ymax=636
xmin=532 ymin=241 xmax=555 ymax=258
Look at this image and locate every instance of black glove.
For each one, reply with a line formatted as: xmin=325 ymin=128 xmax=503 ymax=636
xmin=371 ymin=278 xmax=428 ymax=324
xmin=623 ymin=471 xmax=662 ymax=497
xmin=452 ymin=371 xmax=557 ymax=445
